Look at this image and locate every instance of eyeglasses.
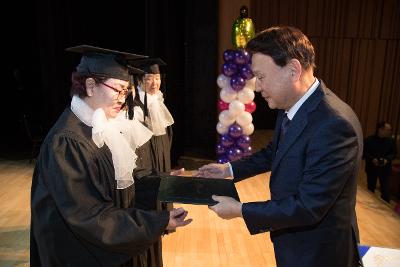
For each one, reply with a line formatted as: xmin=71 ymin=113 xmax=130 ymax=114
xmin=99 ymin=82 xmax=131 ymax=99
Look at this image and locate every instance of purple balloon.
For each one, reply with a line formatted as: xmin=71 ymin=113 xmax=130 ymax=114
xmin=236 ymin=135 xmax=251 ymax=149
xmin=230 ymin=75 xmax=246 ymax=91
xmin=234 ymin=49 xmax=251 ymax=65
xmin=227 ymin=147 xmax=243 ymax=161
xmin=228 ymin=124 xmax=243 ymax=138
xmin=223 ymin=49 xmax=235 ymax=62
xmin=243 ymin=146 xmax=253 ymax=157
xmin=221 ymin=62 xmax=238 ymax=77
xmin=217 ymin=156 xmax=229 ymax=164
xmin=220 ymin=134 xmax=234 ymax=147
xmin=239 ymin=64 xmax=254 ymax=80
xmin=216 ymin=142 xmax=226 ymax=155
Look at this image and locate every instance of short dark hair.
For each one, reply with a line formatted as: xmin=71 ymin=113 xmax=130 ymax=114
xmin=247 ymin=26 xmax=316 ymax=70
xmin=375 ymin=121 xmax=389 ymax=135
xmin=70 ymin=72 xmax=108 ymax=97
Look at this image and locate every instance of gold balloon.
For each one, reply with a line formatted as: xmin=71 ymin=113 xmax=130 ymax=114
xmin=232 ymin=6 xmax=255 ymax=48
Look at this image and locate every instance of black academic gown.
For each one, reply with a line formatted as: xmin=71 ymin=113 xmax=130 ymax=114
xmin=149 ymin=127 xmax=173 ymax=173
xmin=30 ymin=108 xmax=170 ymax=267
xmin=132 ymin=95 xmax=173 ymax=173
xmin=132 ymin=95 xmax=174 ymax=235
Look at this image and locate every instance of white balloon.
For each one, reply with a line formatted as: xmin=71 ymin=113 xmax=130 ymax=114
xmin=246 ymin=77 xmax=256 ymax=91
xmin=228 ymin=100 xmax=245 ymax=117
xmin=220 ymin=86 xmax=237 ymax=103
xmin=236 ymin=111 xmax=253 ymax=127
xmin=217 ymin=74 xmax=230 ymax=89
xmin=238 ymin=87 xmax=255 ymax=104
xmin=216 ymin=122 xmax=228 ymax=134
xmin=242 ymin=123 xmax=255 ymax=135
xmin=218 ymin=110 xmax=235 ymax=126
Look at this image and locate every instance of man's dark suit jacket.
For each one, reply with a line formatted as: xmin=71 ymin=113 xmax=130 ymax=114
xmin=231 ymin=81 xmax=363 ymax=267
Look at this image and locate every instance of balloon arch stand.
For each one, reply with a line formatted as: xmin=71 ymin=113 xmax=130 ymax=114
xmin=215 ymin=6 xmax=256 ymax=163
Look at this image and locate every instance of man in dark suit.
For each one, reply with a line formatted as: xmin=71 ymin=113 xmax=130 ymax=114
xmin=198 ymin=26 xmax=363 ymax=267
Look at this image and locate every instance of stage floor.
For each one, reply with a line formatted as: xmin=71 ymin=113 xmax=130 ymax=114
xmin=0 ymin=151 xmax=399 ymax=266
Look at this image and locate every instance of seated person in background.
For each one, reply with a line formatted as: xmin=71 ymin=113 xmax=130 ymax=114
xmin=364 ymin=121 xmax=397 ymax=203
xmin=30 ymin=45 xmax=191 ymax=267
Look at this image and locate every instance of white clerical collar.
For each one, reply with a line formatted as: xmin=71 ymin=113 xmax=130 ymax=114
xmin=136 ymin=86 xmax=174 ymax=135
xmin=286 ymin=78 xmax=319 ymax=120
xmin=70 ymin=95 xmax=137 ymax=189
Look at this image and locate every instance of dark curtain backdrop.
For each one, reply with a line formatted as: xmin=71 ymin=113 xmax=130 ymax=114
xmin=4 ymin=0 xmax=398 ymax=161
xmin=144 ymin=1 xmax=219 ymax=161
xmin=2 ymin=0 xmax=218 ymax=163
xmin=250 ymin=0 xmax=400 ymax=138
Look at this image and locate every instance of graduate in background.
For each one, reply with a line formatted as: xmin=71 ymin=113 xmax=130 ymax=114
xmin=121 ymin=76 xmax=176 ymax=266
xmin=128 ymin=59 xmax=175 ymax=232
xmin=130 ymin=58 xmax=174 ymax=173
xmin=30 ymin=45 xmax=191 ymax=267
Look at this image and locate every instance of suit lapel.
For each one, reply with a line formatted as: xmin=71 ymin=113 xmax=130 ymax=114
xmin=272 ymin=113 xmax=308 ymax=171
xmin=271 ymin=81 xmax=326 ymax=173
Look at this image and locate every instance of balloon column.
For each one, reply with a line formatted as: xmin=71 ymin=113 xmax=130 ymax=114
xmin=216 ymin=6 xmax=256 ymax=164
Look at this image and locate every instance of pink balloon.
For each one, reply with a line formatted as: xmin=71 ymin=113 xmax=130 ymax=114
xmin=245 ymin=101 xmax=256 ymax=113
xmin=220 ymin=86 xmax=237 ymax=103
xmin=217 ymin=99 xmax=229 ymax=112
xmin=218 ymin=110 xmax=235 ymax=126
xmin=228 ymin=100 xmax=245 ymax=117
xmin=216 ymin=122 xmax=228 ymax=134
xmin=238 ymin=87 xmax=255 ymax=104
xmin=242 ymin=123 xmax=255 ymax=135
xmin=236 ymin=111 xmax=253 ymax=127
xmin=217 ymin=74 xmax=230 ymax=89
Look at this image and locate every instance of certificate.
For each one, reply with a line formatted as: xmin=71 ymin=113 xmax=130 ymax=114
xmin=158 ymin=175 xmax=240 ymax=205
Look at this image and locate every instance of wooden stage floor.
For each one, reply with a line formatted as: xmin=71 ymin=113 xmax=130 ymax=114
xmin=0 ymin=159 xmax=399 ymax=267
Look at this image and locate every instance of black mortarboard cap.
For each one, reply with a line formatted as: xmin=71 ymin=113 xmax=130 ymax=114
xmin=66 ymin=45 xmax=147 ymax=81
xmin=129 ymin=58 xmax=167 ymax=120
xmin=129 ymin=58 xmax=167 ymax=74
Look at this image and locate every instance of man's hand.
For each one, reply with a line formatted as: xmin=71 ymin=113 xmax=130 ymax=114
xmin=166 ymin=207 xmax=192 ymax=230
xmin=197 ymin=163 xmax=231 ymax=178
xmin=208 ymin=195 xmax=243 ymax=220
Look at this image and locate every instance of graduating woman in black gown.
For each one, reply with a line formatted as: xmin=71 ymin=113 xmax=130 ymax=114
xmin=30 ymin=45 xmax=191 ymax=267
